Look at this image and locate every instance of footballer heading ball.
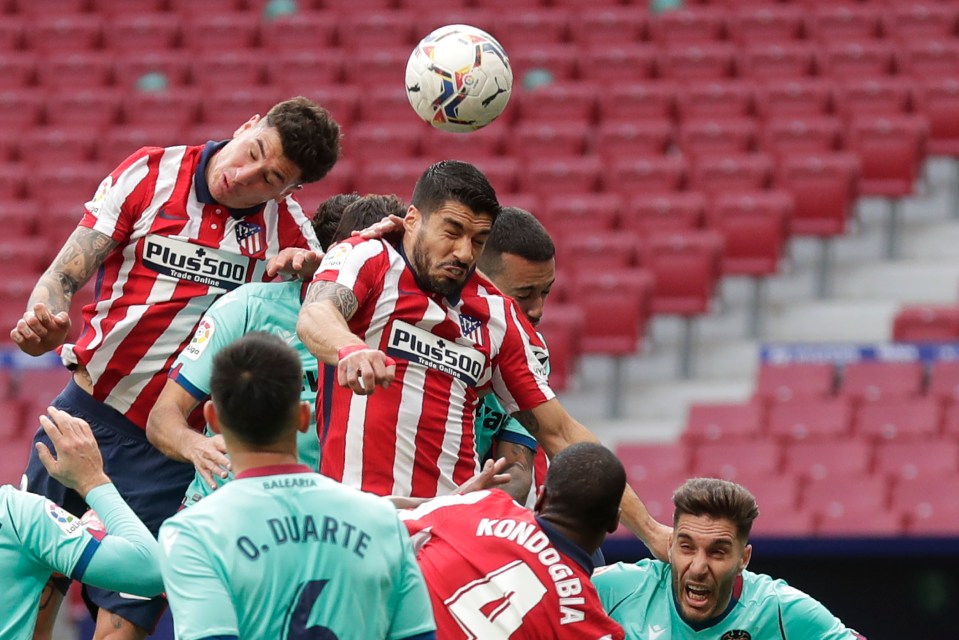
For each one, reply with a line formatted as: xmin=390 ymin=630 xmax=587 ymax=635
xmin=405 ymin=24 xmax=513 ymax=133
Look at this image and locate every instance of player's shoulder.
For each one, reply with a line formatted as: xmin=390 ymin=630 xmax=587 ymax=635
xmin=318 ymin=236 xmax=389 ymax=271
xmin=233 ymin=280 xmax=302 ymax=304
xmin=593 ymin=559 xmax=669 ymax=593
xmin=740 ymin=569 xmax=817 ymax=611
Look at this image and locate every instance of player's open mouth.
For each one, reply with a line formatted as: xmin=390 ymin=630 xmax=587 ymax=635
xmin=684 ymin=584 xmax=711 ymax=607
xmin=443 ymin=265 xmax=465 ymax=278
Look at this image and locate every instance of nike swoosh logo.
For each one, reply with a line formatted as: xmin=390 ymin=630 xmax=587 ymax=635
xmin=648 ymin=625 xmax=666 ymax=640
xmin=158 ymin=209 xmax=188 ymax=220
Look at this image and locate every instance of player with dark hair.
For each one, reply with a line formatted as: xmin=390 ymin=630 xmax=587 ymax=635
xmin=1 ymin=408 xmax=163 ymax=640
xmin=399 ymin=442 xmax=625 ymax=638
xmin=298 ymin=159 xmax=670 ymax=559
xmin=594 ymin=478 xmax=868 ymax=639
xmin=159 ymin=333 xmax=435 ymax=640
xmin=13 ymin=96 xmax=341 ymax=639
xmin=474 ymin=206 xmax=556 ymax=505
xmin=147 ymin=194 xmax=404 ymax=507
xmin=313 ymin=192 xmax=361 ymax=252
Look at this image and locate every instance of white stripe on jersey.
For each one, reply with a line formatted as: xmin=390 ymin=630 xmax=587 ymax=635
xmin=391 ymin=360 xmax=427 ymax=497
xmin=342 ymin=385 xmax=370 ymax=491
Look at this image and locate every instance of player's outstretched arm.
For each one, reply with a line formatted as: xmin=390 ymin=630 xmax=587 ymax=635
xmin=513 ymin=399 xmax=672 ymax=561
xmin=298 ymin=281 xmax=395 ymax=395
xmin=146 ymin=379 xmax=231 ymax=490
xmin=11 ymin=227 xmax=117 ymax=356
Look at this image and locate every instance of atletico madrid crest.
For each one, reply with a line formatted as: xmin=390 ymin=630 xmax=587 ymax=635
xmin=235 ymin=221 xmax=263 ymax=256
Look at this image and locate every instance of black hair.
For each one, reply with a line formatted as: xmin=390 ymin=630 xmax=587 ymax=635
xmin=673 ymin=478 xmax=760 ymax=541
xmin=410 ymin=160 xmax=500 ymax=222
xmin=331 ymin=194 xmax=407 ymax=246
xmin=266 ymin=96 xmax=341 ymax=184
xmin=478 ymin=207 xmax=555 ymax=277
xmin=544 ymin=443 xmax=626 ymax=537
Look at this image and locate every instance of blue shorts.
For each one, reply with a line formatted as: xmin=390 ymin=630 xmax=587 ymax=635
xmin=23 ymin=379 xmax=195 ymax=632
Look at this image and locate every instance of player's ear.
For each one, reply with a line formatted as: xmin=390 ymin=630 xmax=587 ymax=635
xmin=607 ymin=507 xmax=621 ymax=534
xmin=740 ymin=543 xmax=752 ymax=573
xmin=203 ymin=401 xmax=221 ymax=435
xmin=404 ymin=205 xmax=420 ymax=232
xmin=533 ymin=485 xmax=547 ymax=513
xmin=234 ymin=114 xmax=260 ymax=138
xmin=297 ymin=401 xmax=311 ymax=434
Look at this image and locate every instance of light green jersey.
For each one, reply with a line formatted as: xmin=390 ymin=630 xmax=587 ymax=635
xmin=0 ymin=484 xmax=162 ymax=639
xmin=159 ymin=467 xmax=436 ymax=640
xmin=593 ymin=560 xmax=862 ymax=640
xmin=174 ymin=281 xmax=320 ymax=508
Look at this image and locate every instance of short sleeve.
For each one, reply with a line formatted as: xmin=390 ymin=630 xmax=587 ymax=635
xmin=777 ymin=581 xmax=863 ymax=639
xmin=80 ymin=147 xmax=159 ymax=243
xmin=490 ymin=301 xmax=555 ymax=414
xmin=309 ymin=238 xmax=387 ymax=307
xmin=159 ymin=519 xmax=239 ymax=640
xmin=388 ymin=516 xmax=438 ymax=640
xmin=6 ymin=490 xmax=99 ymax=581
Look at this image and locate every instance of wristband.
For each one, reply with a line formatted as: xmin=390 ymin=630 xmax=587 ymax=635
xmin=337 ymin=345 xmax=396 ymax=367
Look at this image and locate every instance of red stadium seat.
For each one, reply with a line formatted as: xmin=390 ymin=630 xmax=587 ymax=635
xmin=508 ymin=122 xmax=588 ymax=161
xmin=913 ymin=78 xmax=959 ymax=157
xmin=834 ymin=78 xmax=916 ymax=120
xmin=356 ymin=86 xmax=417 ymax=124
xmin=928 ymin=361 xmax=959 ymax=407
xmin=599 ymin=82 xmax=677 ymax=123
xmin=804 ymin=476 xmax=889 ymax=518
xmin=0 ymin=88 xmax=43 ymax=129
xmin=692 ymin=440 xmax=782 ymax=481
xmin=738 ymin=473 xmax=802 ymax=516
xmin=0 ymin=236 xmax=49 ymax=277
xmin=518 ymin=157 xmax=602 ymax=197
xmin=113 ymin=52 xmax=193 ymax=90
xmin=658 ymin=43 xmax=736 ymax=81
xmin=775 ymin=152 xmax=860 ymax=237
xmin=510 ymin=45 xmax=581 ymax=84
xmin=97 ymin=125 xmax=186 ymax=167
xmin=627 ymin=472 xmax=690 ymax=523
xmin=267 ymin=50 xmax=344 ymax=89
xmin=96 ymin=1 xmax=172 ymax=23
xmin=608 ymin=156 xmax=688 ymax=198
xmin=594 ymin=120 xmax=674 ymax=162
xmin=690 ymin=153 xmax=774 ymax=195
xmin=190 ymin=52 xmax=265 ymax=90
xmin=470 ymin=158 xmax=521 ymax=195
xmin=100 ymin=12 xmax=181 ymax=53
xmin=648 ymin=7 xmax=727 ymax=46
xmin=727 ymin=5 xmax=805 ymax=46
xmin=755 ymin=78 xmax=836 ymax=120
xmin=353 ymin=160 xmax=421 ymax=202
xmin=339 ymin=12 xmax=418 ymax=48
xmin=761 ymin=116 xmax=844 ymax=158
xmin=18 ymin=129 xmax=95 ymax=167
xmin=819 ymin=41 xmax=896 ymax=80
xmin=344 ymin=122 xmax=423 ymax=162
xmin=816 ymin=506 xmax=902 ymax=537
xmin=854 ymin=398 xmax=942 ymax=442
xmin=534 ymin=303 xmax=583 ymax=391
xmin=29 ymin=165 xmax=111 ymax=209
xmin=44 ymin=89 xmax=123 ymax=129
xmin=892 ymin=477 xmax=959 ymax=534
xmin=808 ymin=5 xmax=883 ymax=43
xmin=500 ymin=10 xmax=570 ymax=48
xmin=897 ymin=38 xmax=959 ymax=80
xmin=0 ymin=438 xmax=32 ymax=487
xmin=298 ymin=86 xmax=360 ymax=129
xmin=419 ymin=125 xmax=503 ymax=162
xmin=24 ymin=16 xmax=103 ymax=53
xmin=750 ymin=509 xmax=816 ymax=537
xmin=0 ymin=163 xmax=27 ymax=200
xmin=0 ymin=17 xmax=24 ymax=52
xmin=200 ymin=88 xmax=289 ymax=129
xmin=705 ymin=190 xmax=791 ymax=277
xmin=179 ymin=13 xmax=260 ymax=53
xmin=540 ymin=193 xmax=623 ymax=238
xmin=555 ymin=230 xmax=637 ymax=271
xmin=846 ymin=115 xmax=928 ymax=198
xmin=679 ymin=118 xmax=759 ymax=161
xmin=259 ymin=12 xmax=337 ymax=53
xmin=676 ymin=80 xmax=757 ymax=121
xmin=875 ymin=441 xmax=959 ymax=482
xmin=580 ymin=44 xmax=657 ymax=84
xmin=783 ymin=439 xmax=872 ymax=481
xmin=615 ymin=442 xmax=690 ymax=484
xmin=892 ymin=305 xmax=959 ymax=342
xmin=620 ymin=192 xmax=706 ymax=236
xmin=767 ymin=399 xmax=853 ymax=442
xmin=344 ymin=47 xmax=412 ymax=90
xmin=0 ymin=199 xmax=37 ymax=237
xmin=121 ymin=90 xmax=201 ymax=130
xmin=0 ymin=54 xmax=36 ymax=91
xmin=573 ymin=8 xmax=647 ymax=46
xmin=638 ymin=230 xmax=724 ymax=316
xmin=738 ymin=43 xmax=818 ymax=80
xmin=569 ymin=267 xmax=654 ymax=355
xmin=906 ymin=506 xmax=959 ymax=535
xmin=839 ymin=361 xmax=925 ymax=404
xmin=516 ymin=82 xmax=596 ymax=126
xmin=36 ymin=52 xmax=114 ymax=89
xmin=882 ymin=3 xmax=959 ymax=41
xmin=167 ymin=0 xmax=244 ymax=17
xmin=683 ymin=401 xmax=765 ymax=444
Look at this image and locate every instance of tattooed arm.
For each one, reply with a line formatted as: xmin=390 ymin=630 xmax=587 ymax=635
xmin=297 ymin=280 xmax=395 ymax=395
xmin=11 ymin=227 xmax=117 ymax=356
xmin=513 ymin=399 xmax=673 ymax=561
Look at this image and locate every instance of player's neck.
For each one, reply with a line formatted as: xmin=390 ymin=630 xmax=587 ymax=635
xmin=228 ymin=449 xmax=300 ymax=476
xmin=538 ymin=513 xmax=603 ymax=556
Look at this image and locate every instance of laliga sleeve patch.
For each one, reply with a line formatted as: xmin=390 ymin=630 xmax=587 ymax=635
xmin=86 ymin=176 xmax=113 ymax=217
xmin=182 ymin=318 xmax=215 ymax=361
xmin=46 ymin=501 xmax=85 ymax=538
xmin=319 ymin=241 xmax=353 ymax=271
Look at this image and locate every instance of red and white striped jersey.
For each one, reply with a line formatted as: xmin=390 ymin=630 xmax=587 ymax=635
xmin=312 ymin=237 xmax=554 ymax=498
xmin=59 ymin=142 xmax=319 ymax=430
xmin=399 ymin=490 xmax=625 ymax=640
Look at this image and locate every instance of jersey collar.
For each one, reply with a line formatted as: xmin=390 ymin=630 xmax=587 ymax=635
xmin=195 ymin=140 xmax=266 ymax=220
xmin=235 ymin=464 xmax=312 ymax=479
xmin=671 ymin=572 xmax=744 ymax=632
xmin=394 ymin=239 xmax=475 ymax=307
xmin=535 ymin=515 xmax=595 ymax=574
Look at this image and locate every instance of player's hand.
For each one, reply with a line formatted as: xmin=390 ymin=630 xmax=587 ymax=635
xmin=266 ymin=248 xmax=324 ymax=280
xmin=188 ymin=434 xmax=231 ymax=490
xmin=10 ymin=303 xmax=71 ymax=356
xmin=646 ymin=520 xmax=673 ymax=563
xmin=35 ymin=407 xmax=110 ymax=498
xmin=354 ymin=214 xmax=405 ymax=240
xmin=455 ymin=457 xmax=512 ymax=495
xmin=336 ymin=345 xmax=396 ymax=395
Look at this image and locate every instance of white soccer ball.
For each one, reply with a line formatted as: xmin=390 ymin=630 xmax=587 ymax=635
xmin=405 ymin=24 xmax=513 ymax=133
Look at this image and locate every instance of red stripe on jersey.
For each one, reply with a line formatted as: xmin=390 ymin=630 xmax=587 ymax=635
xmin=409 ymin=366 xmax=455 ymax=498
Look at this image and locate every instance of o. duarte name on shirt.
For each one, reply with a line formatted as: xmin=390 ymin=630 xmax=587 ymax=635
xmin=387 ymin=320 xmax=484 ymax=386
xmin=143 ymin=234 xmax=250 ymax=292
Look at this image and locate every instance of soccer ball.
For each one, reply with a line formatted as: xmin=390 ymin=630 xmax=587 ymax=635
xmin=405 ymin=24 xmax=513 ymax=133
